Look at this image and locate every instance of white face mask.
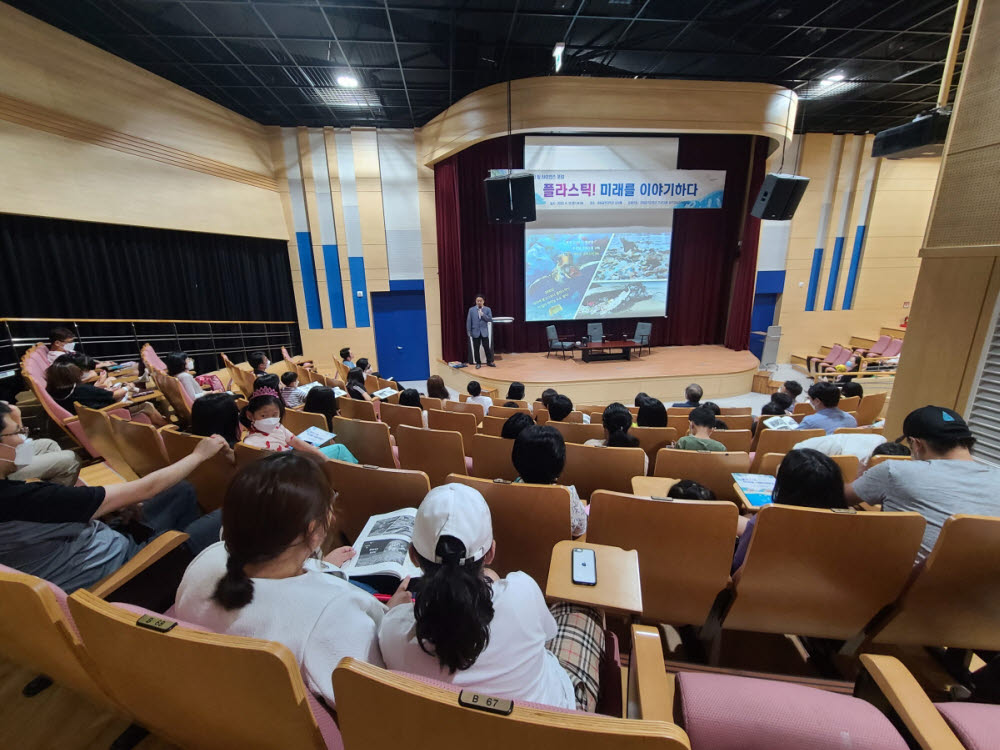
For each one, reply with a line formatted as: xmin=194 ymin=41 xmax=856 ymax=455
xmin=63 ymin=341 xmax=76 ymax=352
xmin=253 ymin=417 xmax=280 ymax=434
xmin=0 ymin=438 xmax=33 ymax=469
xmin=186 ymin=359 xmax=195 ymax=371
xmin=263 ymin=360 xmax=270 ymax=369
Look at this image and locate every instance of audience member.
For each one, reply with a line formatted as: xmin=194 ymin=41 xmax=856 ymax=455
xmin=47 ymin=327 xmax=114 ymax=369
xmin=585 ymin=403 xmax=646 ymax=472
xmin=847 ymin=406 xmax=1000 ymax=560
xmin=501 ymin=412 xmax=534 ymax=440
xmin=174 ymin=453 xmax=394 ymax=707
xmin=191 ymin=392 xmax=241 ymax=448
xmin=253 ymin=373 xmax=281 ymax=394
xmin=666 ymin=480 xmax=716 ymax=501
xmin=714 ymin=418 xmax=728 ymax=430
xmin=797 ymin=381 xmax=858 ymax=434
xmin=636 ymin=398 xmax=667 ymax=427
xmin=0 ymin=404 xmax=79 ymax=485
xmin=538 ymin=388 xmax=559 ymax=410
xmin=503 ymin=401 xmax=519 ymax=408
xmin=858 ymin=440 xmax=911 ymax=477
xmin=397 ymin=388 xmax=428 ymax=427
xmin=793 ymin=432 xmax=894 ymax=466
xmin=547 ymin=394 xmax=590 ymax=424
xmin=0 ymin=404 xmax=226 ymax=592
xmin=240 ymin=389 xmax=326 ymax=459
xmin=511 ymin=426 xmax=587 ymax=537
xmin=672 ymin=383 xmax=703 ymax=408
xmin=378 ymin=483 xmax=604 ymax=711
xmin=346 ymin=368 xmax=372 ymax=401
xmin=46 ymin=358 xmax=167 ymax=427
xmin=733 ymin=448 xmax=846 ymax=570
xmin=702 ymin=401 xmax=721 ymax=416
xmin=634 ymin=392 xmax=651 ymax=407
xmin=466 ymin=381 xmax=493 ymax=414
xmin=676 ymin=406 xmax=726 ymax=452
xmin=780 ymin=380 xmax=804 ymax=403
xmin=56 ymin=351 xmax=104 ymax=384
xmin=841 ymin=381 xmax=864 ymax=399
xmin=340 ymin=347 xmax=354 ymax=368
xmin=280 ymin=371 xmax=304 ymax=408
xmin=301 ymin=387 xmax=358 ymax=463
xmin=165 ymin=352 xmax=205 ymax=404
xmin=248 ymin=351 xmax=270 ymax=376
xmin=426 ymin=375 xmax=450 ymax=401
xmin=506 ymin=382 xmax=526 ymax=402
xmin=769 ymin=391 xmax=794 ymax=414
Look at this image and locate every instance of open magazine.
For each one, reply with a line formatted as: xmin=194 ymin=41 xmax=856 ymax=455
xmin=339 ymin=508 xmax=423 ymax=587
xmin=763 ymin=415 xmax=799 ymax=431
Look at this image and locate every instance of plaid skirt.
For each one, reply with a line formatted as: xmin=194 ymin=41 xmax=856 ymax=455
xmin=545 ymin=602 xmax=605 ymax=712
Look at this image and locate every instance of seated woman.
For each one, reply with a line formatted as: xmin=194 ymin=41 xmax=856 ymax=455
xmin=190 ymin=393 xmax=241 ymax=462
xmin=667 ymin=479 xmax=716 ymax=500
xmin=505 ymin=381 xmax=529 ymax=410
xmin=426 ymin=374 xmax=450 ymax=401
xmin=584 ymin=403 xmax=648 ymax=473
xmin=511 ymin=426 xmax=587 ymax=537
xmin=378 ymin=483 xmax=605 ymax=711
xmin=164 ymin=352 xmax=205 ymax=404
xmin=346 ymin=367 xmax=373 ymax=401
xmin=732 ymin=448 xmax=846 ymax=571
xmin=301 ymin=387 xmax=358 ymax=463
xmin=174 ymin=453 xmax=407 ymax=707
xmin=636 ymin=398 xmax=667 ymax=427
xmin=397 ymin=388 xmax=428 ymax=427
xmin=240 ymin=388 xmax=327 ymax=460
xmin=46 ymin=359 xmax=167 ymax=427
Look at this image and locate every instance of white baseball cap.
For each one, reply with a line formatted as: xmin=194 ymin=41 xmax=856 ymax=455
xmin=411 ymin=483 xmax=493 ymax=565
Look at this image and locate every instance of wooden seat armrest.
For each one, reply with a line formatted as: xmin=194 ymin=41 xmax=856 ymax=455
xmin=856 ymin=501 xmax=881 ymax=512
xmin=157 ymin=424 xmax=179 ymax=433
xmin=857 ymin=655 xmax=965 ymax=750
xmin=61 ymin=415 xmax=81 ymax=425
xmin=628 ymin=624 xmax=675 ymax=722
xmin=88 ymin=530 xmax=192 ymax=609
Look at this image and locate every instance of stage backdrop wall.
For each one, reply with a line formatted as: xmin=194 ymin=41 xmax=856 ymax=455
xmin=434 ymin=134 xmax=766 ymax=362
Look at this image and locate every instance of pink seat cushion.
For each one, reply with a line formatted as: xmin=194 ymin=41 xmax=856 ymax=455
xmin=935 ymin=702 xmax=1000 ymax=750
xmin=677 ymin=672 xmax=908 ymax=750
xmin=465 ymin=455 xmax=474 ymax=473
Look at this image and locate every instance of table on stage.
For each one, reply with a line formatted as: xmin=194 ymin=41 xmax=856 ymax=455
xmin=578 ymin=340 xmax=635 ymax=362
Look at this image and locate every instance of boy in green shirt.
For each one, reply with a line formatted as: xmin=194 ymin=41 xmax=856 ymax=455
xmin=676 ymin=406 xmax=727 ymax=452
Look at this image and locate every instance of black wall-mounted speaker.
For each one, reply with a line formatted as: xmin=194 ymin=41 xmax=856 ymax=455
xmin=484 ymin=174 xmax=536 ymax=223
xmin=749 ymin=173 xmax=811 ymax=221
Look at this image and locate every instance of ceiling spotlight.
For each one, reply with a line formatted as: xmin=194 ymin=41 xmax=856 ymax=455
xmin=819 ymin=72 xmax=846 ymax=86
xmin=553 ymin=42 xmax=565 ymax=73
xmin=336 ymin=74 xmax=359 ymax=88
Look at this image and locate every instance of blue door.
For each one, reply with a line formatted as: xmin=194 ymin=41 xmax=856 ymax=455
xmin=371 ymin=290 xmax=430 ymax=382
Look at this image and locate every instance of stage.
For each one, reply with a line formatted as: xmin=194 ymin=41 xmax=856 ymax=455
xmin=433 ymin=345 xmax=759 ymax=404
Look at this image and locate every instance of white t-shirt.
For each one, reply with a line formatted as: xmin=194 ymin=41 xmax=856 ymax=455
xmin=378 ymin=571 xmax=575 ymax=709
xmin=793 ymin=433 xmax=887 ymax=463
xmin=174 ymin=542 xmax=385 ymax=706
xmin=176 ymin=371 xmax=204 ymax=402
xmin=468 ymin=395 xmax=493 ymax=415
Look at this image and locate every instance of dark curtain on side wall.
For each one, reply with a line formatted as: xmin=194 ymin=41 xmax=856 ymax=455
xmin=1 ymin=214 xmax=296 ymax=321
xmin=434 ymin=134 xmax=766 ymax=362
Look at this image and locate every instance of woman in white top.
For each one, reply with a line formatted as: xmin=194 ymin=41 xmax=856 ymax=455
xmin=583 ymin=402 xmax=649 ymax=474
xmin=174 ymin=452 xmax=410 ymax=707
xmin=378 ymin=483 xmax=605 ymax=711
xmin=164 ymin=352 xmax=205 ymax=403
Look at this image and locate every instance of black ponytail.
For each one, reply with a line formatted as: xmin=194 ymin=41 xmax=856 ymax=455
xmin=213 ymin=554 xmax=255 ymax=610
xmin=413 ymin=536 xmax=494 ymax=674
xmin=603 ymin=402 xmax=639 ymax=447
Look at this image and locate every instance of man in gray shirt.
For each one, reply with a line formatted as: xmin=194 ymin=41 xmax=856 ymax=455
xmin=847 ymin=405 xmax=1000 ymax=560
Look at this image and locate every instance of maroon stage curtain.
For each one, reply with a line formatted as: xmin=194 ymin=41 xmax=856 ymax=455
xmin=434 ymin=134 xmax=765 ymax=361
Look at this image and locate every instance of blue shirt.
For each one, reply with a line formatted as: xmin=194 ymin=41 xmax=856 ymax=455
xmin=797 ymin=408 xmax=857 ymax=435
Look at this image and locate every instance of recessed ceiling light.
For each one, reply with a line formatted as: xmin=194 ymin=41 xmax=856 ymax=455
xmin=553 ymin=42 xmax=565 ymax=73
xmin=819 ymin=73 xmax=846 ymax=87
xmin=336 ymin=74 xmax=359 ymax=88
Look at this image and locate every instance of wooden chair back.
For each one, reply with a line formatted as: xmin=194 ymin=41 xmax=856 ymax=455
xmin=469 ymin=434 xmax=518 ymax=481
xmin=793 ymin=402 xmax=814 ymax=415
xmin=0 ymin=569 xmax=112 ymax=708
xmin=427 ymin=409 xmax=476 ymax=451
xmin=756 ymin=452 xmax=860 ymax=484
xmin=711 ymin=429 xmax=752 ymax=452
xmin=838 ymin=395 xmax=861 ymax=411
xmin=447 ymin=475 xmax=573 ymax=585
xmin=589 ymin=491 xmax=738 ymax=626
xmin=562 ymin=443 xmax=647 ymax=499
xmin=534 ymin=407 xmax=550 ymax=425
xmin=281 ymin=408 xmax=327 ymax=435
xmin=336 ymin=396 xmax=378 ymax=422
xmin=631 ymin=476 xmax=680 ymax=497
xmin=575 ymin=404 xmax=606 ymax=418
xmin=667 ymin=414 xmax=690 ymax=434
xmin=488 ymin=405 xmax=533 ymax=420
xmin=68 ymin=590 xmax=330 ymax=750
xmin=558 ymin=411 xmax=585 ymax=424
xmin=156 ymin=372 xmax=193 ymax=423
xmin=334 ymin=360 xmax=350 ymax=383
xmin=397 ymin=425 xmax=467 ymax=487
xmin=234 ymin=441 xmax=269 ymax=467
xmin=109 ymin=416 xmax=169 ymax=477
xmin=332 ymin=659 xmax=688 ymax=750
xmin=161 ymin=430 xmax=236 ymax=512
xmin=872 ymin=516 xmax=1000 ymax=650
xmin=750 ymin=429 xmax=824 ymax=472
xmin=868 ymin=454 xmax=912 ymax=469
xmin=725 ymin=506 xmax=925 ymax=639
xmin=479 ymin=415 xmax=508 ymax=437
xmin=332 ymin=417 xmax=395 ymax=468
xmin=308 ymin=369 xmax=326 ymax=385
xmin=379 ymin=401 xmax=424 ymax=436
xmin=719 ymin=407 xmax=752 ymax=416
xmin=76 ymin=405 xmax=139 ymax=480
xmin=325 ymin=462 xmax=430 ymax=543
xmin=420 ymin=396 xmax=444 ymax=411
xmin=855 ymin=391 xmax=889 ymax=426
xmin=652 ymin=449 xmax=750 ymax=502
xmin=715 ymin=414 xmax=752 ymax=430
xmin=667 ymin=407 xmax=694 ymax=416
xmin=365 ymin=374 xmax=380 ymax=393
xmin=445 ymin=399 xmax=485 ymax=421
xmin=631 ymin=427 xmax=679 ymax=466
xmin=492 ymin=398 xmax=529 ymax=408
xmin=549 ymin=421 xmax=605 ymax=445
xmin=835 ymin=426 xmax=885 ymax=435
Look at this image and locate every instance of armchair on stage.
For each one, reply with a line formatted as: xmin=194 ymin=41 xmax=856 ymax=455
xmin=628 ymin=321 xmax=653 ymax=358
xmin=546 ymin=325 xmax=576 ymax=359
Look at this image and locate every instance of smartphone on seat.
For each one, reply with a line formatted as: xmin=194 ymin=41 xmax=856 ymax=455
xmin=571 ymin=547 xmax=597 ymax=586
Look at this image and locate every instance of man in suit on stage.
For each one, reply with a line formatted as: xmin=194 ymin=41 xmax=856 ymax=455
xmin=466 ymin=294 xmax=495 ymax=369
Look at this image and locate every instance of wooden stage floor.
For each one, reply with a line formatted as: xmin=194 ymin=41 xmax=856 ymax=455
xmin=434 ymin=345 xmax=759 ymax=404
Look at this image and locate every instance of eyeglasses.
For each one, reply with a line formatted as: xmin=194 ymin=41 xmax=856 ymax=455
xmin=0 ymin=427 xmax=29 ymax=438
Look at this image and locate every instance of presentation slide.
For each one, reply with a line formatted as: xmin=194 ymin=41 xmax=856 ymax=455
xmin=525 ymin=227 xmax=670 ymax=321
